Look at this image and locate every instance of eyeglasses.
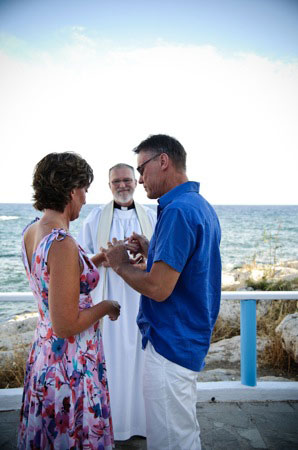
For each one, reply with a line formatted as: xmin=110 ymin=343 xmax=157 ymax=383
xmin=136 ymin=154 xmax=160 ymax=176
xmin=111 ymin=178 xmax=134 ymax=186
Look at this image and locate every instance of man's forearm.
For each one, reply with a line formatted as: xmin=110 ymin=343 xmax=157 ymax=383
xmin=105 ymin=242 xmax=179 ymax=301
xmin=115 ymin=262 xmax=165 ymax=302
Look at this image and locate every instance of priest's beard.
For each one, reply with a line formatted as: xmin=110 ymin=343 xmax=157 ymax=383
xmin=113 ymin=190 xmax=134 ymax=205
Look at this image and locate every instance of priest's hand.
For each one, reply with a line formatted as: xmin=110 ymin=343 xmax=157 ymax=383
xmin=99 ymin=247 xmax=111 ymax=268
xmin=91 ymin=251 xmax=108 ymax=268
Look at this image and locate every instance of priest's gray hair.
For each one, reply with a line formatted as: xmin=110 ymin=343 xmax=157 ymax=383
xmin=109 ymin=163 xmax=135 ymax=178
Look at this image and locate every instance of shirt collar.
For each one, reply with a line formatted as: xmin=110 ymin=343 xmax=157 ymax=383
xmin=158 ymin=181 xmax=200 ymax=210
xmin=113 ymin=200 xmax=135 ymax=211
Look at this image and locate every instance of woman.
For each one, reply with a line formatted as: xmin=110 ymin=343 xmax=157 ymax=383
xmin=18 ymin=152 xmax=120 ymax=449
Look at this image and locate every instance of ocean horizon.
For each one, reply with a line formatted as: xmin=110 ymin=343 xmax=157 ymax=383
xmin=1 ymin=202 xmax=298 ymax=322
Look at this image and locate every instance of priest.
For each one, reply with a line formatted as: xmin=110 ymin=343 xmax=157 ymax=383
xmin=77 ymin=163 xmax=156 ymax=441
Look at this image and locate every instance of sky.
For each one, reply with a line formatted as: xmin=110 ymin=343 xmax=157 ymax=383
xmin=0 ymin=0 xmax=297 ymax=205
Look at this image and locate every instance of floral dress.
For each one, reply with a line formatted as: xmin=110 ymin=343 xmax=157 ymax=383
xmin=18 ymin=220 xmax=114 ymax=449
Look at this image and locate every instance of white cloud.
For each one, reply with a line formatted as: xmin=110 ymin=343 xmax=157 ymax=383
xmin=0 ymin=35 xmax=297 ymax=205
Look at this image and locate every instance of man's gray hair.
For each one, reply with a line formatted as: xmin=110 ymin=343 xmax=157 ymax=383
xmin=133 ymin=134 xmax=186 ymax=172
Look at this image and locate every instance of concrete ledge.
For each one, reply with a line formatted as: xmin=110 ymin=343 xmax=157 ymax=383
xmin=197 ymin=381 xmax=298 ymax=402
xmin=0 ymin=388 xmax=22 ymax=411
xmin=1 ymin=382 xmax=298 ymax=411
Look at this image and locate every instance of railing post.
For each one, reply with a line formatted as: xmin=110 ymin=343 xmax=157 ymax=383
xmin=240 ymin=299 xmax=257 ymax=386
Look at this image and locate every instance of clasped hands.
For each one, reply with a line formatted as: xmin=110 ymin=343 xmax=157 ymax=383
xmin=100 ymin=232 xmax=149 ymax=271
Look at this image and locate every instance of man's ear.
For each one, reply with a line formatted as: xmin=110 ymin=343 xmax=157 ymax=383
xmin=160 ymin=153 xmax=170 ymax=171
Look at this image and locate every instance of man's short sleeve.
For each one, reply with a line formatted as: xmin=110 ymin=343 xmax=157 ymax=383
xmin=153 ymin=206 xmax=198 ymax=273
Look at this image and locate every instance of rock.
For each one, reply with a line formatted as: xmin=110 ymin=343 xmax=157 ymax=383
xmin=275 ymin=313 xmax=298 ymax=363
xmin=258 ymin=375 xmax=293 ymax=382
xmin=0 ymin=314 xmax=38 ymax=337
xmin=0 ymin=313 xmax=37 ymax=367
xmin=0 ymin=350 xmax=14 ymax=364
xmin=217 ymin=299 xmax=274 ymax=328
xmin=196 ymin=370 xmax=293 ymax=383
xmin=198 ymin=368 xmax=239 ymax=382
xmin=221 ymin=260 xmax=298 ymax=291
xmin=222 ymin=265 xmax=265 ymax=290
xmin=218 ymin=300 xmax=240 ymax=326
xmin=280 ymin=260 xmax=298 ymax=270
xmin=256 ymin=300 xmax=273 ymax=317
xmin=206 ymin=335 xmax=270 ymax=367
xmin=249 ymin=268 xmax=265 ymax=282
xmin=271 ymin=266 xmax=298 ymax=281
xmin=222 ymin=273 xmax=239 ymax=289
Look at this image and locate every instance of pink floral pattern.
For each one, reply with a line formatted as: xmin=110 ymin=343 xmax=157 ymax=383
xmin=18 ymin=220 xmax=114 ymax=449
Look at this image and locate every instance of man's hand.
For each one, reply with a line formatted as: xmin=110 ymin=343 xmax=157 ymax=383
xmin=126 ymin=232 xmax=149 ymax=258
xmin=129 ymin=254 xmax=147 ymax=271
xmin=105 ymin=239 xmax=180 ymax=301
xmin=104 ymin=238 xmax=130 ymax=272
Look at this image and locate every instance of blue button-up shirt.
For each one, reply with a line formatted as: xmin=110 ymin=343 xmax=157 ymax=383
xmin=137 ymin=181 xmax=222 ymax=371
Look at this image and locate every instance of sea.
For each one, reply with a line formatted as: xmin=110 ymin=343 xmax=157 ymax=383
xmin=1 ymin=203 xmax=298 ymax=322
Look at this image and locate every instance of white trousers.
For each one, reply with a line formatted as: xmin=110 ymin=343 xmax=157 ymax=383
xmin=143 ymin=342 xmax=201 ymax=450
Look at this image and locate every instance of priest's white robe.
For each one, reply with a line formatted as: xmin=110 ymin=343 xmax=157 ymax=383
xmin=78 ymin=203 xmax=156 ymax=440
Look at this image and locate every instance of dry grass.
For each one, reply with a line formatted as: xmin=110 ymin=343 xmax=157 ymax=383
xmin=211 ymin=299 xmax=298 ymax=376
xmin=247 ymin=277 xmax=298 ymax=291
xmin=257 ymin=300 xmax=298 ymax=374
xmin=0 ymin=344 xmax=27 ymax=389
xmin=260 ymin=334 xmax=295 ymax=374
xmin=211 ymin=316 xmax=240 ymax=343
xmin=257 ymin=300 xmax=297 ymax=336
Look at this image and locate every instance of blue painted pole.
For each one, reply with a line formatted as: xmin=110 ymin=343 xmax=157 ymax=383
xmin=240 ymin=299 xmax=257 ymax=386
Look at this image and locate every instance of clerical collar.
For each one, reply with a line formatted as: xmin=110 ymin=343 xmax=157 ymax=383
xmin=113 ymin=201 xmax=135 ymax=211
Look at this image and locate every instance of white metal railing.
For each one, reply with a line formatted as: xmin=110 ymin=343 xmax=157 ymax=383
xmin=222 ymin=291 xmax=298 ymax=386
xmin=0 ymin=292 xmax=34 ymax=302
xmin=1 ymin=291 xmax=297 ymax=386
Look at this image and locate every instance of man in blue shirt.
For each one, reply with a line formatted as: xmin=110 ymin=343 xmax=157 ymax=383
xmin=105 ymin=134 xmax=221 ymax=450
